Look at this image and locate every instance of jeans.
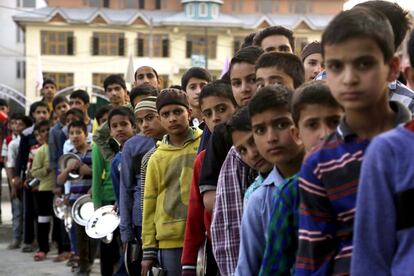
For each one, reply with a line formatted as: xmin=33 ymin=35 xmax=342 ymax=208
xmin=158 ymin=248 xmax=183 ymax=276
xmin=11 ymin=197 xmax=23 ymax=242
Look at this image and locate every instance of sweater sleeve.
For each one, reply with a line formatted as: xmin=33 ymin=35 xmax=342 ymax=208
xmin=295 ymin=154 xmax=337 ymax=276
xmin=31 ymin=145 xmax=49 ymax=178
xmin=142 ymin=154 xmax=159 ymax=260
xmin=351 ymin=137 xmax=396 ymax=275
xmin=92 ymin=144 xmax=104 ymax=209
xmin=48 ymin=127 xmax=58 ymax=170
xmin=119 ymin=142 xmax=135 ymax=243
xmin=181 ymin=152 xmax=206 ymax=273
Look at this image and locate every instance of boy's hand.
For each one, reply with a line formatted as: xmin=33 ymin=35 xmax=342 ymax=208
xmin=203 ymin=190 xmax=216 ymax=212
xmin=53 ymin=186 xmax=63 ymax=196
xmin=67 ymin=160 xmax=81 ymax=171
xmin=141 ymin=260 xmax=154 ymax=276
xmin=79 ymin=164 xmax=90 ymax=176
xmin=12 ymin=177 xmax=22 ymax=189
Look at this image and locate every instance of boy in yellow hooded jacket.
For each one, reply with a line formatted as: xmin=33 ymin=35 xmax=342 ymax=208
xmin=141 ymin=88 xmax=202 ymax=275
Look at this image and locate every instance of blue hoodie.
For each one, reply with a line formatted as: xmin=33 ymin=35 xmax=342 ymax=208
xmin=352 ymin=121 xmax=414 ymax=275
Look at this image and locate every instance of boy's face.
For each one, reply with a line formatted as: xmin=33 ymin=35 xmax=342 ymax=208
xmin=42 ymin=84 xmax=56 ymax=100
xmin=298 ymin=104 xmax=343 ymax=151
xmin=201 ymin=96 xmax=237 ymax=132
xmin=69 ymin=126 xmax=87 ymax=148
xmin=69 ymin=98 xmax=88 ymax=114
xmin=186 ymin=77 xmax=209 ymax=110
xmin=55 ymin=101 xmax=70 ymax=120
xmin=324 ymin=37 xmax=398 ymax=111
xmin=13 ymin=119 xmax=26 ymax=134
xmin=136 ymin=110 xmax=165 ymax=139
xmin=159 ymin=104 xmax=191 ymax=137
xmin=33 ymin=106 xmax=50 ymax=123
xmin=132 ymin=95 xmax=151 ymax=108
xmin=232 ymin=130 xmax=273 ymax=174
xmin=256 ymin=66 xmax=295 ymax=90
xmin=35 ymin=125 xmax=49 ymax=145
xmin=0 ymin=105 xmax=9 ymax=114
xmin=109 ymin=114 xmax=134 ymax=145
xmin=230 ymin=62 xmax=257 ymax=106
xmin=134 ymin=66 xmax=160 ymax=88
xmin=261 ymin=35 xmax=293 ymax=53
xmin=251 ymin=108 xmax=303 ymax=165
xmin=65 ymin=114 xmax=82 ymax=126
xmin=98 ymin=112 xmax=109 ymax=126
xmin=304 ymin=53 xmax=324 ymax=81
xmin=106 ymin=84 xmax=126 ymax=107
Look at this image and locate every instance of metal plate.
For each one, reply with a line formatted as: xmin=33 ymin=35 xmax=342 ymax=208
xmin=85 ymin=205 xmax=120 ymax=239
xmin=58 ymin=153 xmax=82 ymax=180
xmin=71 ymin=194 xmax=95 ymax=226
xmin=53 ymin=195 xmax=66 ymax=220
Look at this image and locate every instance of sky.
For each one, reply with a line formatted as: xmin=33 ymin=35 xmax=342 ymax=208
xmin=344 ymin=0 xmax=414 ymax=10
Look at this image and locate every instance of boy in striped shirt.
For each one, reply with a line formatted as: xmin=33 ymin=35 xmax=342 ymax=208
xmin=295 ymin=8 xmax=411 ymax=275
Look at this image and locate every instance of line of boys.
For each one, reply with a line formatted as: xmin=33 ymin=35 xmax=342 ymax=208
xmin=3 ymin=2 xmax=414 ymax=276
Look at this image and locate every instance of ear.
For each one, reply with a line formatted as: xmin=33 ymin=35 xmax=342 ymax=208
xmin=403 ymin=66 xmax=414 ymax=89
xmin=289 ymin=126 xmax=303 ymax=146
xmin=387 ymin=56 xmax=401 ymax=82
xmin=187 ymin=107 xmax=193 ymax=120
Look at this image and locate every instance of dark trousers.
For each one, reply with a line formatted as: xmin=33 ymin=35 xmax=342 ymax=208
xmin=33 ymin=191 xmax=54 ymax=253
xmin=53 ymin=215 xmax=71 ymax=253
xmin=75 ymin=224 xmax=98 ymax=272
xmin=23 ymin=187 xmax=35 ymax=244
xmin=100 ymin=228 xmax=127 ymax=276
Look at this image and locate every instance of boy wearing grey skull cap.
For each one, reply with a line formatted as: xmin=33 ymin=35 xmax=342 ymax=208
xmin=141 ymin=88 xmax=203 ymax=276
xmin=300 ymin=41 xmax=323 ymax=82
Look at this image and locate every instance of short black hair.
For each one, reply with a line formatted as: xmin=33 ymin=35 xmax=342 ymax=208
xmin=291 ymin=80 xmax=342 ymax=126
xmin=68 ymin=120 xmax=87 ymax=135
xmin=0 ymin=99 xmax=8 ymax=107
xmin=229 ymin=46 xmax=264 ymax=76
xmin=30 ymin=101 xmax=50 ymax=118
xmin=356 ymin=0 xmax=410 ymax=50
xmin=248 ymin=85 xmax=293 ymax=118
xmin=70 ymin=90 xmax=90 ymax=104
xmin=103 ymin=74 xmax=126 ymax=91
xmin=181 ymin=67 xmax=212 ymax=92
xmin=169 ymin=85 xmax=182 ymax=90
xmin=52 ymin=95 xmax=69 ymax=109
xmin=322 ymin=8 xmax=394 ymax=63
xmin=94 ymin=105 xmax=112 ymax=125
xmin=241 ymin=32 xmax=256 ymax=49
xmin=408 ymin=29 xmax=414 ymax=68
xmin=10 ymin=113 xmax=32 ymax=128
xmin=253 ymin=26 xmax=295 ymax=51
xmin=42 ymin=78 xmax=56 ymax=88
xmin=226 ymin=106 xmax=251 ymax=142
xmin=34 ymin=120 xmax=50 ymax=132
xmin=108 ymin=106 xmax=136 ymax=129
xmin=65 ymin=108 xmax=84 ymax=122
xmin=134 ymin=66 xmax=159 ymax=81
xmin=199 ymin=80 xmax=237 ymax=109
xmin=129 ymin=84 xmax=159 ymax=106
xmin=255 ymin=52 xmax=305 ymax=89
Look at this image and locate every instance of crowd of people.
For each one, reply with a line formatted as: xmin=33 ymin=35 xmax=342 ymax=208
xmin=1 ymin=1 xmax=414 ymax=275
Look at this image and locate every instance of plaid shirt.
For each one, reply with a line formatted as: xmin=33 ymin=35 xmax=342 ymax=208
xmin=210 ymin=146 xmax=253 ymax=276
xmin=259 ymin=175 xmax=299 ymax=276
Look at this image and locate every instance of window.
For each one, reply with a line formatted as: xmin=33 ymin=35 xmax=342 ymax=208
xmin=93 ymin=73 xmax=124 ymax=87
xmin=186 ymin=35 xmax=217 ymax=59
xmin=256 ymin=0 xmax=278 ymax=13
xmin=155 ymin=0 xmax=161 ymax=9
xmin=88 ymin=0 xmax=109 ymax=8
xmin=187 ymin=4 xmax=193 ymax=17
xmin=92 ymin=32 xmax=125 ymax=56
xmin=289 ymin=0 xmax=310 ymax=13
xmin=199 ymin=3 xmax=207 ymax=17
xmin=16 ymin=61 xmax=26 ymax=79
xmin=160 ymin=74 xmax=169 ymax=89
xmin=124 ymin=0 xmax=138 ymax=8
xmin=21 ymin=0 xmax=36 ymax=8
xmin=139 ymin=0 xmax=145 ymax=9
xmin=294 ymin=37 xmax=308 ymax=54
xmin=211 ymin=5 xmax=219 ymax=18
xmin=233 ymin=36 xmax=244 ymax=55
xmin=137 ymin=33 xmax=169 ymax=57
xmin=41 ymin=31 xmax=74 ymax=55
xmin=43 ymin=72 xmax=74 ymax=90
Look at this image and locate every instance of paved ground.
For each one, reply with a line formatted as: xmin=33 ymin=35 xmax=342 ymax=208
xmin=0 ymin=183 xmax=101 ymax=275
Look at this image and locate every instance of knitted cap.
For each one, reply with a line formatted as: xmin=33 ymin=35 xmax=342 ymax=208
xmin=156 ymin=88 xmax=189 ymax=112
xmin=134 ymin=96 xmax=157 ymax=113
xmin=300 ymin=41 xmax=322 ymax=62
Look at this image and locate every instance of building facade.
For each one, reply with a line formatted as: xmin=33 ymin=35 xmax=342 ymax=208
xmin=14 ymin=0 xmax=344 ymax=102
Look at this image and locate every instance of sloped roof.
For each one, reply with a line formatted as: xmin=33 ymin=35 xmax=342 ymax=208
xmin=13 ymin=7 xmax=332 ymax=30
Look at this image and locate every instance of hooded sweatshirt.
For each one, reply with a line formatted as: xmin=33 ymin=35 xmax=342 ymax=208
xmin=142 ymin=127 xmax=202 ymax=260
